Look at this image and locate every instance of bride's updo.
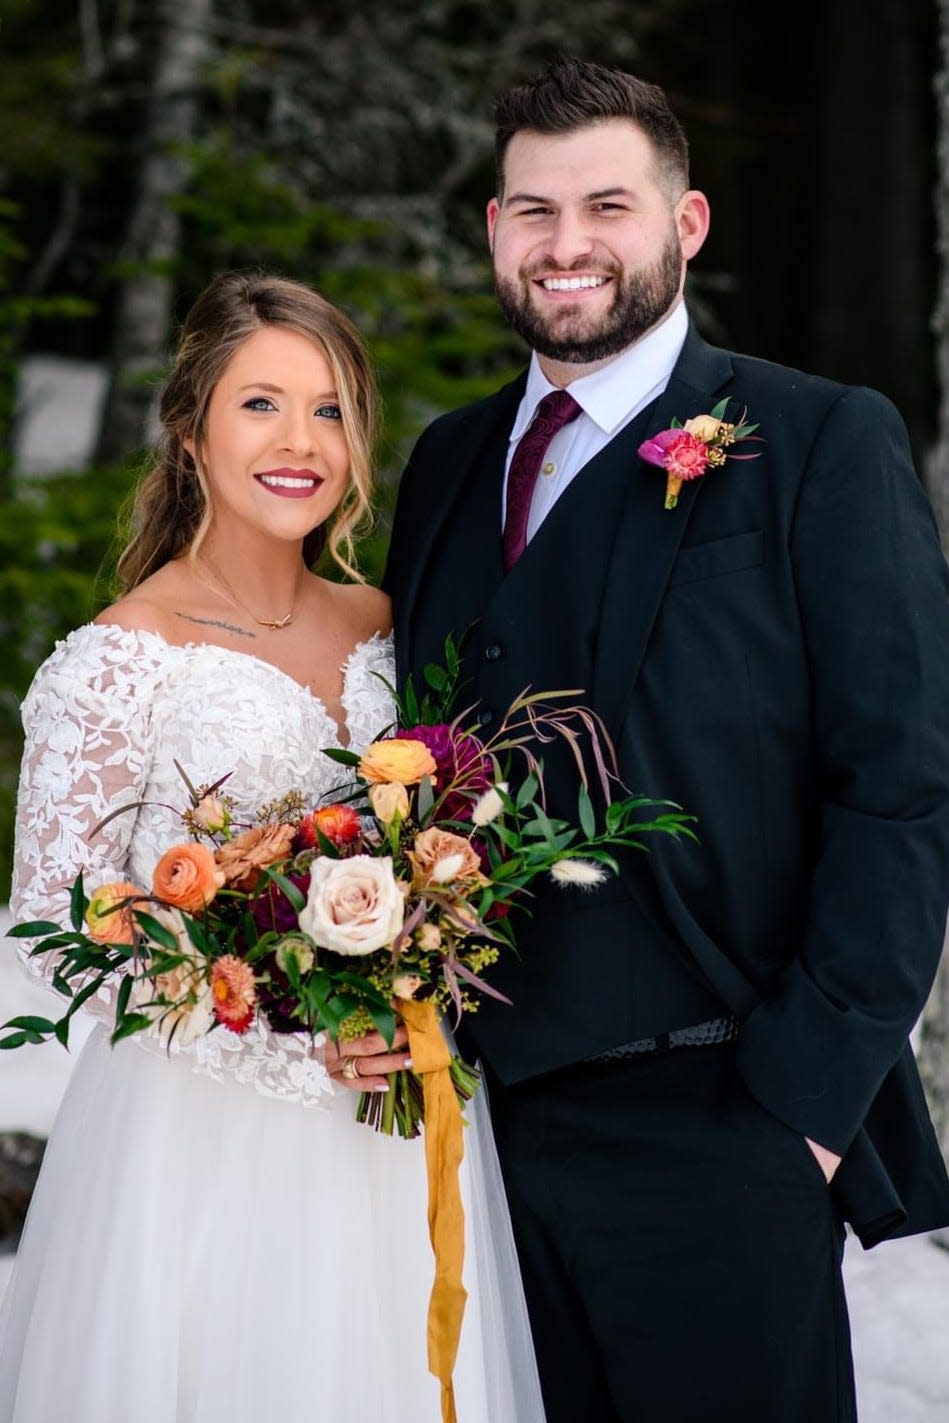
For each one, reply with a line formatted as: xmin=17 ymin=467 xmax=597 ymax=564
xmin=116 ymin=271 xmax=379 ymax=590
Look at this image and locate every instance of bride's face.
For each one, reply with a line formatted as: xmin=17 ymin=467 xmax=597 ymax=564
xmin=187 ymin=325 xmax=352 ymax=544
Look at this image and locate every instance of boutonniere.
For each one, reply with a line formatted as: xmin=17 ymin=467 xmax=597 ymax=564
xmin=638 ymin=398 xmax=762 ymax=510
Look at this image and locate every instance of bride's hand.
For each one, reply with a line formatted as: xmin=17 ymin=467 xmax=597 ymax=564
xmin=325 ymin=1023 xmax=412 ymax=1092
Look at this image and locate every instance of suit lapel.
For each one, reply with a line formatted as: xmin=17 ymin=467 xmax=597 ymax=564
xmin=398 ymin=374 xmax=525 ymax=679
xmin=593 ymin=328 xmax=735 ymax=740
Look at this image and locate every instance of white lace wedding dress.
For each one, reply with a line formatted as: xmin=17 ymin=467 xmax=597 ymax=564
xmin=0 ymin=623 xmax=546 ymax=1423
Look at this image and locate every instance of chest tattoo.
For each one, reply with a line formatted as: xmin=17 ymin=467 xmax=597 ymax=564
xmin=174 ymin=612 xmax=257 ymax=640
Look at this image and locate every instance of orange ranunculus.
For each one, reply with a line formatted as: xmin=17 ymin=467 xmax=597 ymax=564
xmin=214 ymin=823 xmax=296 ymax=891
xmin=358 ymin=738 xmax=437 ymax=786
xmin=152 ymin=842 xmax=225 ymax=913
xmin=84 ymin=881 xmax=147 ymax=945
xmin=210 ymin=954 xmax=257 ymax=1034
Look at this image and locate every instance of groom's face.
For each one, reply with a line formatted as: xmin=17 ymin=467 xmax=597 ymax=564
xmin=487 ymin=120 xmax=706 ymax=365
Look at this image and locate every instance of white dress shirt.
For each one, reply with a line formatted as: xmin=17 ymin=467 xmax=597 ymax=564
xmin=501 ymin=299 xmax=689 ymax=542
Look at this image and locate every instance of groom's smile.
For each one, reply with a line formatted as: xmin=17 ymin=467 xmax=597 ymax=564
xmin=487 ymin=119 xmax=705 ymax=376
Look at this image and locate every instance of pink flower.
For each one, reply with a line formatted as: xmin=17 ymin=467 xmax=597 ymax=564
xmin=211 ymin=955 xmax=257 ymax=1034
xmin=637 ymin=428 xmax=682 ymax=467
xmin=640 ymin=402 xmax=762 ymax=511
xmin=660 ymin=431 xmax=710 ymax=481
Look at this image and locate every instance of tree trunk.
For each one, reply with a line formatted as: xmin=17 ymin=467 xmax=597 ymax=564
xmin=94 ymin=0 xmax=211 ymax=466
xmin=917 ymin=0 xmax=949 ymax=1183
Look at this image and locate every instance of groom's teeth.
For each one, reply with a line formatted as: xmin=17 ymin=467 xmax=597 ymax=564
xmin=259 ymin=474 xmax=318 ymax=488
xmin=541 ymin=275 xmax=608 ymax=291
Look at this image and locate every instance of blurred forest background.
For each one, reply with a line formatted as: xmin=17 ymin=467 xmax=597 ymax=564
xmin=3 ymin=0 xmax=949 ymax=1144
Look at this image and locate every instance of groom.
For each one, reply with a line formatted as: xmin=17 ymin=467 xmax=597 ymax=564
xmin=383 ymin=57 xmax=949 ymax=1421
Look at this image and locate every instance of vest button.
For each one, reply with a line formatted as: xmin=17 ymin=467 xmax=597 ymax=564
xmin=484 ymin=643 xmax=503 ymax=661
xmin=477 ymin=708 xmax=494 ymax=728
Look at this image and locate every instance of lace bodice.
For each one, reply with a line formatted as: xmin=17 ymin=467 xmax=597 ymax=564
xmin=10 ymin=622 xmax=397 ymax=1107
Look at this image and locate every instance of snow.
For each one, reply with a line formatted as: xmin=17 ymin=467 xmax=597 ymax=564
xmin=13 ymin=357 xmax=108 ymax=475
xmin=0 ymin=906 xmax=947 ymax=1413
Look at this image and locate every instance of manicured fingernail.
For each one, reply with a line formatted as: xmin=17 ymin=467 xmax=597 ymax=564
xmin=404 ymin=1058 xmax=413 ymax=1070
xmin=374 ymin=1084 xmax=390 ymax=1093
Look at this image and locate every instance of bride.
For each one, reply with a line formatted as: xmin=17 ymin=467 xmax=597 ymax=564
xmin=0 ymin=271 xmax=546 ymax=1422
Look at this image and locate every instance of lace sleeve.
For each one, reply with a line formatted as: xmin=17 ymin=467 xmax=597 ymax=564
xmin=9 ymin=628 xmax=160 ymax=1025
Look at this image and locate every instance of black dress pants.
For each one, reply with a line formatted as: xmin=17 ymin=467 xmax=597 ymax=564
xmin=485 ymin=1043 xmax=857 ymax=1423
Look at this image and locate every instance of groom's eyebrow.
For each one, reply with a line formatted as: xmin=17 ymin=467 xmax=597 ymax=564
xmin=504 ymin=186 xmax=637 ymax=206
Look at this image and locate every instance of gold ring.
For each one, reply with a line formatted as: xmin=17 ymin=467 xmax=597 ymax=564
xmin=339 ymin=1055 xmax=360 ymax=1081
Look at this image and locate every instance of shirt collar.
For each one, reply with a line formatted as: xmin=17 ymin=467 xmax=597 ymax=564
xmin=510 ymin=299 xmax=690 ymax=441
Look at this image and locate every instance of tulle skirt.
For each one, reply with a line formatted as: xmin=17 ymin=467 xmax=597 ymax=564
xmin=0 ymin=1026 xmax=546 ymax=1422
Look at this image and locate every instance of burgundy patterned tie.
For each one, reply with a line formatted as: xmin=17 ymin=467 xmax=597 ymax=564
xmin=502 ymin=388 xmax=582 ymax=572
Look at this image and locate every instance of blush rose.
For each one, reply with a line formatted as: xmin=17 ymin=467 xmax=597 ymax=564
xmin=299 ymin=854 xmax=405 ymax=956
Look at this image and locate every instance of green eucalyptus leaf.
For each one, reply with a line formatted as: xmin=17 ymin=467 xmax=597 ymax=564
xmin=134 ymin=912 xmax=181 ymax=953
xmin=70 ymin=874 xmax=87 ymax=931
xmin=578 ymin=786 xmax=596 ymax=840
xmin=110 ymin=1013 xmax=155 ymax=1045
xmin=2 ymin=1015 xmax=57 ymax=1036
xmin=417 ymin=774 xmax=435 ymax=822
xmin=515 ymin=773 xmax=539 ymax=810
xmin=6 ymin=920 xmax=61 ymax=938
xmin=322 ymin=747 xmax=361 ymax=767
xmin=368 ymin=1002 xmax=397 ymax=1047
xmin=266 ymin=869 xmax=306 ymax=912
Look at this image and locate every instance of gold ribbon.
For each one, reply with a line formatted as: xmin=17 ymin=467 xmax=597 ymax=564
xmin=397 ymin=996 xmax=467 ymax=1423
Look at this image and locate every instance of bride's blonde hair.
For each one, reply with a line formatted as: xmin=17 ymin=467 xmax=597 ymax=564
xmin=116 ymin=271 xmax=378 ymax=590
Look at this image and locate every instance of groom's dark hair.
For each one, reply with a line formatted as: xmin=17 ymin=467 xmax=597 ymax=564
xmin=493 ymin=57 xmax=690 ymax=200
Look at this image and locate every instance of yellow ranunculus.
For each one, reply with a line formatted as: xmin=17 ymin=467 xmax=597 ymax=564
xmin=359 ymin=738 xmax=437 ymax=786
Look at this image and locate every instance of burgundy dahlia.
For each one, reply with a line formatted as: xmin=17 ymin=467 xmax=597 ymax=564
xmin=394 ymin=724 xmax=492 ymax=821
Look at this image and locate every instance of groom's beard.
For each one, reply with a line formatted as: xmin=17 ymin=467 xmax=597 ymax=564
xmin=493 ymin=228 xmax=683 ymax=364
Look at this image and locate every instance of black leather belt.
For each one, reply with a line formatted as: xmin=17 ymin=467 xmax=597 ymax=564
xmin=586 ymin=1015 xmax=738 ymax=1064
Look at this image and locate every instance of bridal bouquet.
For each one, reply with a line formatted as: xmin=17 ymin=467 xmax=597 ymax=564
xmin=1 ymin=637 xmax=694 ymax=1422
xmin=2 ymin=640 xmax=692 ymax=1132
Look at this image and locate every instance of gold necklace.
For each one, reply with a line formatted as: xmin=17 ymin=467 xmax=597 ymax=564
xmin=201 ymin=556 xmax=300 ymax=631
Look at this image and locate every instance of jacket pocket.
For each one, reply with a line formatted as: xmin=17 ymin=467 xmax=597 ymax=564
xmin=669 ymin=529 xmax=765 ymax=587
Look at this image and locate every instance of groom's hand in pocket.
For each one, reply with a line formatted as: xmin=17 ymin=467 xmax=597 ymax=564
xmin=325 ymin=1023 xmax=412 ymax=1092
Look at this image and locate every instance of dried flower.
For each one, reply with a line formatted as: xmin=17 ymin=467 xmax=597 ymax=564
xmin=211 ymin=954 xmax=257 ymax=1034
xmin=152 ymin=843 xmax=225 ymax=913
xmin=549 ymin=858 xmax=608 ymax=888
xmin=471 ymin=784 xmax=507 ymax=827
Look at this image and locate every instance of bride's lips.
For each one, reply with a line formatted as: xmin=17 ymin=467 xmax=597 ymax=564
xmin=254 ymin=467 xmax=325 ymax=499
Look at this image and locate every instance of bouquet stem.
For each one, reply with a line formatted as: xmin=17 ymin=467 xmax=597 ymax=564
xmin=353 ymin=1056 xmax=479 ymax=1139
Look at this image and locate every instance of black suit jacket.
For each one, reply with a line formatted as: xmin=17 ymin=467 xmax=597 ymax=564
xmin=384 ymin=322 xmax=949 ymax=1245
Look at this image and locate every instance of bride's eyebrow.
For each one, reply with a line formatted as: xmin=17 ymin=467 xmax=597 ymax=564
xmin=237 ymin=382 xmax=339 ymax=398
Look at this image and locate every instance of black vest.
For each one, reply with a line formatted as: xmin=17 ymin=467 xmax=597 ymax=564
xmin=413 ymin=402 xmax=724 ymax=1083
